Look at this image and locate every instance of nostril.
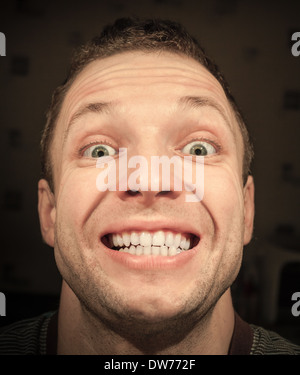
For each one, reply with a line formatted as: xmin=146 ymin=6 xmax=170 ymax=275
xmin=157 ymin=190 xmax=171 ymax=196
xmin=127 ymin=190 xmax=141 ymax=196
xmin=121 ymin=189 xmax=181 ymax=202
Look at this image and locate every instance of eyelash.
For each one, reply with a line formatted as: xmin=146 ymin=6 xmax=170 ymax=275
xmin=78 ymin=137 xmax=222 ymax=157
xmin=78 ymin=140 xmax=117 ymax=156
xmin=178 ymin=137 xmax=222 ymax=153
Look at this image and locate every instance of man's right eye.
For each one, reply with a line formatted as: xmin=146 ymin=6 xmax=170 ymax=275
xmin=83 ymin=144 xmax=117 ymax=158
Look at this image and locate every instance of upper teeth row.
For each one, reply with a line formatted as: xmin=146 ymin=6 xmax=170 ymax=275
xmin=109 ymin=231 xmax=191 ymax=250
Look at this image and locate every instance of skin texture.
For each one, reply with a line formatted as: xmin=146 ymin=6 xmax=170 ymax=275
xmin=38 ymin=51 xmax=255 ymax=354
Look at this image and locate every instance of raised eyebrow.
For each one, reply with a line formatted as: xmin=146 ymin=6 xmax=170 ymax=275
xmin=178 ymin=95 xmax=234 ymax=135
xmin=63 ymin=101 xmax=114 ymax=143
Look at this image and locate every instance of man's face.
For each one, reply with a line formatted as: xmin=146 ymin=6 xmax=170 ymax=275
xmin=39 ymin=51 xmax=254 ymax=326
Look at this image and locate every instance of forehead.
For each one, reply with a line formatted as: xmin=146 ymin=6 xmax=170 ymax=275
xmin=53 ymin=51 xmax=242 ymax=154
xmin=62 ymin=51 xmax=233 ymax=119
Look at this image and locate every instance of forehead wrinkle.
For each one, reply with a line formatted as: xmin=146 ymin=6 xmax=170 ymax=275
xmin=76 ymin=62 xmax=212 ymax=83
xmin=69 ymin=55 xmax=226 ymax=97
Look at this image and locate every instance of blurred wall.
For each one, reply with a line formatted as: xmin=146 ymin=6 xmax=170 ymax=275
xmin=0 ymin=0 xmax=299 ymax=334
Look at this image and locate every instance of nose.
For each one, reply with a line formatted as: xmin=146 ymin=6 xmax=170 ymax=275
xmin=115 ymin=151 xmax=184 ymax=205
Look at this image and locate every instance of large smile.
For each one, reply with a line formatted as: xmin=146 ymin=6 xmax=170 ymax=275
xmin=101 ymin=230 xmax=199 ymax=256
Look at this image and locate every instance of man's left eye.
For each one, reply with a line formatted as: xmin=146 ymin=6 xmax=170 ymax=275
xmin=181 ymin=141 xmax=216 ymax=156
xmin=83 ymin=144 xmax=117 ymax=158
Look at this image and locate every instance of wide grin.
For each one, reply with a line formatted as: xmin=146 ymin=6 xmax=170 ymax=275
xmin=102 ymin=230 xmax=199 ymax=256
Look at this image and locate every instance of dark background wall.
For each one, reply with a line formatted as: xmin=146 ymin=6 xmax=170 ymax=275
xmin=0 ymin=0 xmax=299 ymax=343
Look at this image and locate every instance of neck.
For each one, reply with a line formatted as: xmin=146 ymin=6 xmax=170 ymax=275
xmin=57 ymin=281 xmax=235 ymax=355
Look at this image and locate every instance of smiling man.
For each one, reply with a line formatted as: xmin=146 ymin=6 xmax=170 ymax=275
xmin=0 ymin=18 xmax=299 ymax=355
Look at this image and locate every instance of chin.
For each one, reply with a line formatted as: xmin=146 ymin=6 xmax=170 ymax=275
xmin=122 ymin=295 xmax=188 ymax=324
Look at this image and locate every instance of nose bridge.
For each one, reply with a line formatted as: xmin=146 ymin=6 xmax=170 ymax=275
xmin=122 ymin=117 xmax=170 ymax=191
xmin=130 ymin=121 xmax=165 ymax=157
xmin=114 ymin=96 xmax=185 ymax=201
xmin=125 ymin=91 xmax=171 ymax=155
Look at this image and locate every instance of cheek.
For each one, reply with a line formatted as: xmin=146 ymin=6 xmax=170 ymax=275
xmin=200 ymin=165 xmax=245 ymax=286
xmin=203 ymin=164 xmax=245 ymax=232
xmin=53 ymin=168 xmax=106 ymax=276
xmin=56 ymin=167 xmax=105 ymax=228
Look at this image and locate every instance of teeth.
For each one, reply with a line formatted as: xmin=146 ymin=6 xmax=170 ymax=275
xmin=118 ymin=245 xmax=184 ymax=256
xmin=113 ymin=235 xmax=119 ymax=247
xmin=169 ymin=246 xmax=177 ymax=256
xmin=174 ymin=233 xmax=181 ymax=248
xmin=129 ymin=245 xmax=136 ymax=255
xmin=161 ymin=245 xmax=168 ymax=256
xmin=183 ymin=238 xmax=190 ymax=250
xmin=165 ymin=232 xmax=174 ymax=247
xmin=140 ymin=232 xmax=152 ymax=247
xmin=152 ymin=246 xmax=160 ymax=256
xmin=110 ymin=230 xmax=193 ymax=255
xmin=144 ymin=246 xmax=151 ymax=255
xmin=136 ymin=245 xmax=143 ymax=256
xmin=117 ymin=234 xmax=123 ymax=247
xmin=131 ymin=232 xmax=139 ymax=246
xmin=180 ymin=237 xmax=186 ymax=249
xmin=122 ymin=232 xmax=131 ymax=247
xmin=152 ymin=231 xmax=165 ymax=246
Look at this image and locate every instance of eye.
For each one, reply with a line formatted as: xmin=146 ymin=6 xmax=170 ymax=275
xmin=83 ymin=144 xmax=117 ymax=158
xmin=181 ymin=141 xmax=216 ymax=156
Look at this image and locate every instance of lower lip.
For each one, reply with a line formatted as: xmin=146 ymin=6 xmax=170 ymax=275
xmin=103 ymin=245 xmax=198 ymax=271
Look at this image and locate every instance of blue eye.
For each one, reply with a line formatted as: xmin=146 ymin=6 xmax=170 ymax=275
xmin=181 ymin=141 xmax=216 ymax=156
xmin=83 ymin=144 xmax=117 ymax=158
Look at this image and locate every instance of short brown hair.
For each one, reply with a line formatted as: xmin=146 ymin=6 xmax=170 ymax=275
xmin=41 ymin=17 xmax=253 ymax=191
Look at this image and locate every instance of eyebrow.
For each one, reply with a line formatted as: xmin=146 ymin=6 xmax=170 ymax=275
xmin=63 ymin=95 xmax=233 ymax=143
xmin=178 ymin=95 xmax=234 ymax=134
xmin=63 ymin=101 xmax=114 ymax=143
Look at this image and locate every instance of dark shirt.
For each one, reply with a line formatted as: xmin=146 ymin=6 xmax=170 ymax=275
xmin=0 ymin=311 xmax=299 ymax=355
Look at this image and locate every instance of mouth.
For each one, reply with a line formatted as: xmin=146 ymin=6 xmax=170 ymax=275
xmin=101 ymin=230 xmax=200 ymax=256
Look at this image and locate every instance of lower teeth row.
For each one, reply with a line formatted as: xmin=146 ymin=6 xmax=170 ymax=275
xmin=117 ymin=245 xmax=186 ymax=256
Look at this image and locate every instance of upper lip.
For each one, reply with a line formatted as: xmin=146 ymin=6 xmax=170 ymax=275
xmin=100 ymin=217 xmax=201 ymax=238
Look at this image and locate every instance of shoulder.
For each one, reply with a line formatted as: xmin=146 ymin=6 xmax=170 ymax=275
xmin=0 ymin=311 xmax=55 ymax=355
xmin=250 ymin=325 xmax=300 ymax=355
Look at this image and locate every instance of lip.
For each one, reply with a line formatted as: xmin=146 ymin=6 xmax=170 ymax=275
xmin=99 ymin=217 xmax=201 ymax=270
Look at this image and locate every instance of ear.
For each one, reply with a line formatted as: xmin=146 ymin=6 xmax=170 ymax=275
xmin=243 ymin=175 xmax=255 ymax=245
xmin=38 ymin=179 xmax=56 ymax=247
